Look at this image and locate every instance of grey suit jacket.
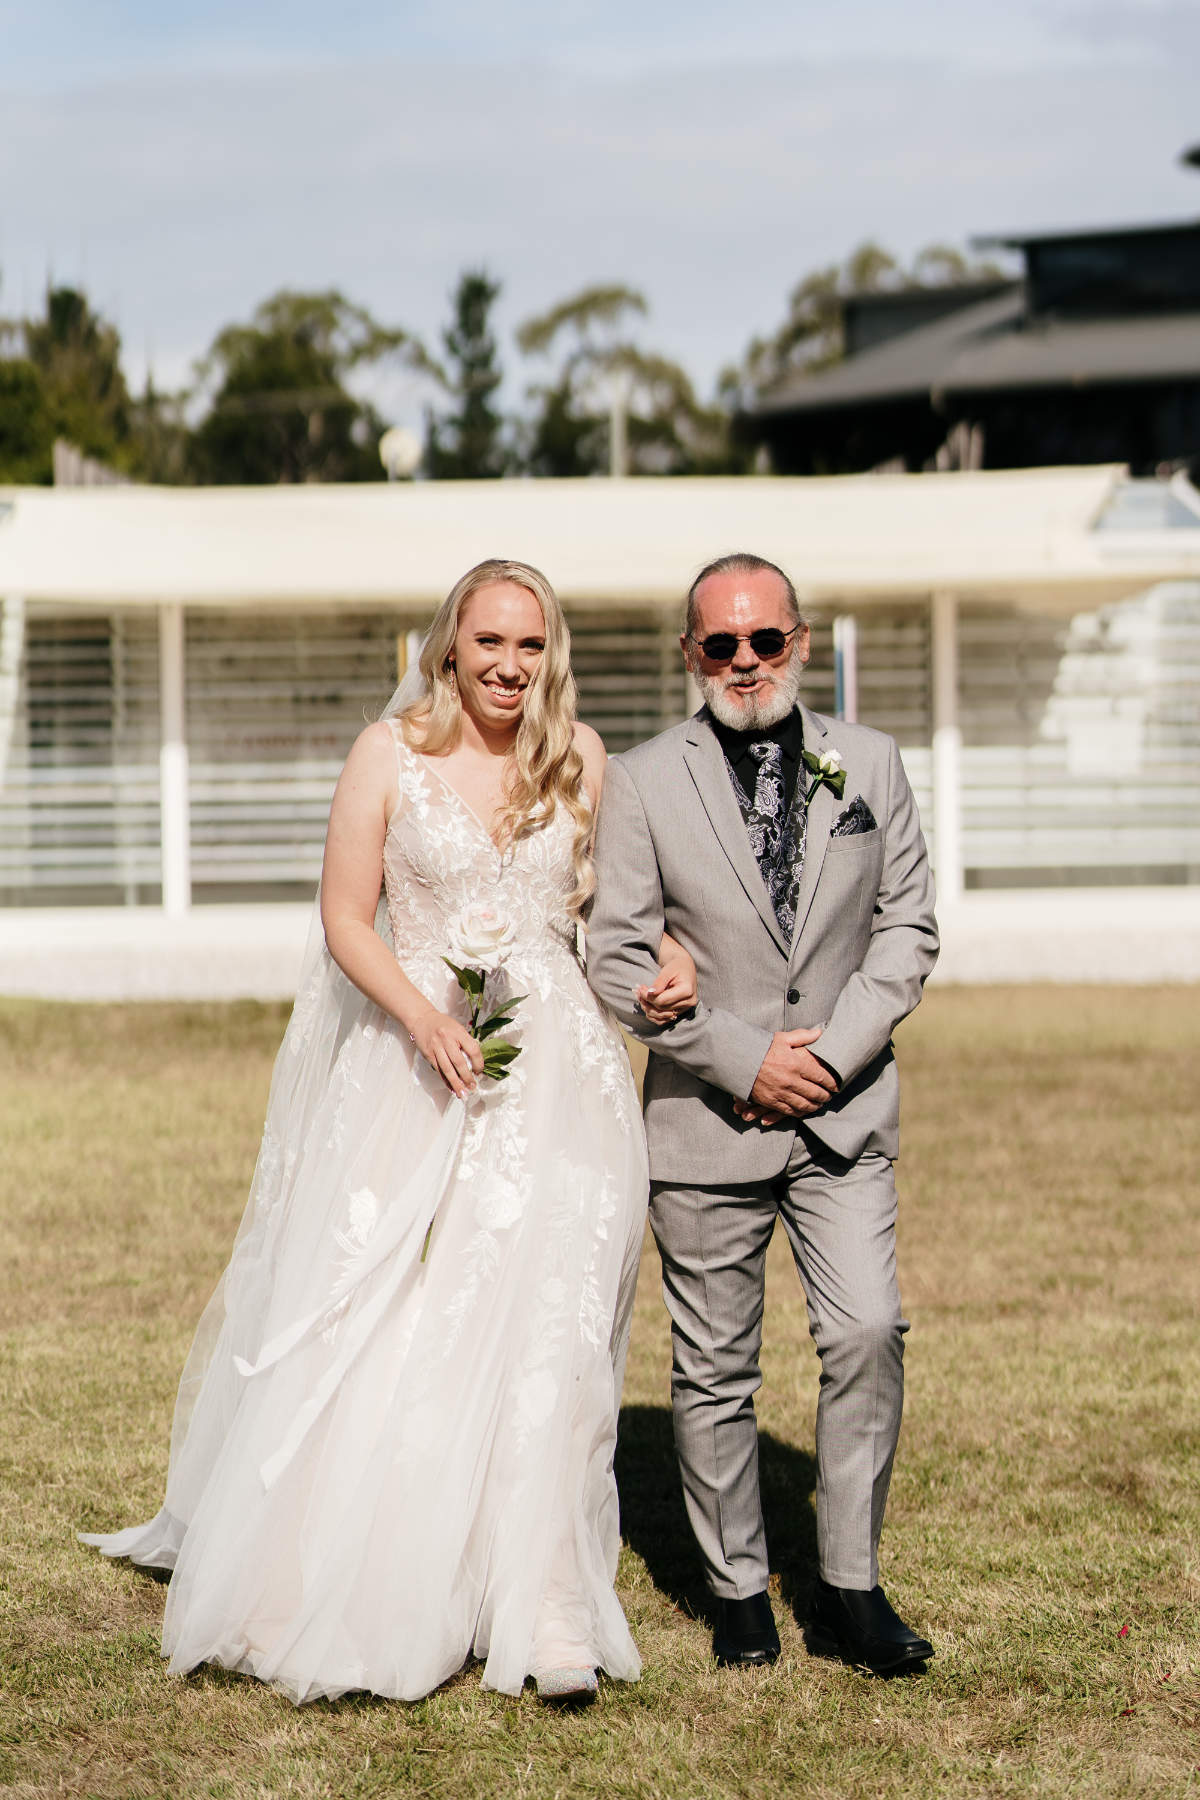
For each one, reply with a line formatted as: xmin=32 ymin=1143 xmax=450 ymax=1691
xmin=587 ymin=701 xmax=938 ymax=1184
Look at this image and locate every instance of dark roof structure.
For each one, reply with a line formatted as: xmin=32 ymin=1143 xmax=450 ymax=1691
xmin=741 ymin=219 xmax=1200 ymax=478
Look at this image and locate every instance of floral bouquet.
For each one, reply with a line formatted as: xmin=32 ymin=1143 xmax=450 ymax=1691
xmin=443 ymin=903 xmax=526 ymax=1083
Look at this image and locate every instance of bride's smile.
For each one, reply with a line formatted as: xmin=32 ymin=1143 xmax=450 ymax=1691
xmin=451 ymin=583 xmax=546 ymax=732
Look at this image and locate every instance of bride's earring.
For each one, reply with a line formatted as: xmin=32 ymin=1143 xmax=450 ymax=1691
xmin=447 ymin=663 xmax=458 ymax=700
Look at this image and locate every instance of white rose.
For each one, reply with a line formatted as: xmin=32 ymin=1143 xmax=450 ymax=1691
xmin=448 ymin=902 xmax=517 ymax=972
xmin=819 ymin=748 xmax=844 ymax=775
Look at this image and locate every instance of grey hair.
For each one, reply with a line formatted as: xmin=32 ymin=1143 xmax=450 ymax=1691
xmin=684 ymin=552 xmax=804 ymax=639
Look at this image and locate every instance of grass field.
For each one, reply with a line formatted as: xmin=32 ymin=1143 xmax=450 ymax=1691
xmin=1 ymin=987 xmax=1197 ymax=1799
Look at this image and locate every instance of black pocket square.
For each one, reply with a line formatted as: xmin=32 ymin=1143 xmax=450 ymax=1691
xmin=830 ymin=795 xmax=878 ymax=837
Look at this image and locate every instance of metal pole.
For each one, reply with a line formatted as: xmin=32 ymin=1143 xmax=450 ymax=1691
xmin=832 ymin=614 xmax=859 ymax=723
xmin=159 ymin=601 xmax=191 ymax=915
xmin=931 ymin=589 xmax=963 ymax=906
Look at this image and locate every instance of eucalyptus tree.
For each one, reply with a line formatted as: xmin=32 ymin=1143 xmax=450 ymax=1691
xmin=190 ymin=289 xmax=430 ymax=484
xmin=516 ymin=284 xmax=728 ymax=475
xmin=723 ymin=239 xmax=1007 ymax=408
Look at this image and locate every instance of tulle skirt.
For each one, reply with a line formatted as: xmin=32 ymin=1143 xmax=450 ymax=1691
xmin=82 ymin=937 xmax=648 ymax=1704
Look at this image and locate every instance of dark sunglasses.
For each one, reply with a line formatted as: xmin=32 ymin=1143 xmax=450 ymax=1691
xmin=689 ymin=624 xmax=800 ymax=664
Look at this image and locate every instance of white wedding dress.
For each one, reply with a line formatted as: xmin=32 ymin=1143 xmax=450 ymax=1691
xmin=82 ymin=724 xmax=649 ymax=1704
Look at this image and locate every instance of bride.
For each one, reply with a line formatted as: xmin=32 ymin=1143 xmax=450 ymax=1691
xmin=81 ymin=558 xmax=695 ymax=1706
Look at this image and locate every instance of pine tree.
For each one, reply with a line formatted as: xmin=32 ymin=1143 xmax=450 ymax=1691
xmin=426 ymin=272 xmax=507 ymax=479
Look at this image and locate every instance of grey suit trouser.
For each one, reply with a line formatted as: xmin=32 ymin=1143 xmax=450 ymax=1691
xmin=649 ymin=1133 xmax=908 ymax=1597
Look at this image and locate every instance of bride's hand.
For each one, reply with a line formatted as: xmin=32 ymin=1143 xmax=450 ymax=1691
xmin=635 ymin=957 xmax=698 ymax=1025
xmin=410 ymin=1009 xmax=485 ymax=1098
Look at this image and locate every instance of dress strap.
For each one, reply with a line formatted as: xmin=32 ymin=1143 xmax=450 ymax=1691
xmin=384 ymin=716 xmax=409 ymax=824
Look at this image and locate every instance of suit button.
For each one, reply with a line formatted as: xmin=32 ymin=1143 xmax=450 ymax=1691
xmin=787 ymin=988 xmax=800 ymax=1005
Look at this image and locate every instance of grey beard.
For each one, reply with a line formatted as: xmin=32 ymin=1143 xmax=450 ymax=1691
xmin=695 ymin=654 xmax=804 ymax=731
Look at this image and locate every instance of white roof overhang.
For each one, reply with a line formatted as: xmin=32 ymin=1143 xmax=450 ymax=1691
xmin=2 ymin=465 xmax=1198 ymax=616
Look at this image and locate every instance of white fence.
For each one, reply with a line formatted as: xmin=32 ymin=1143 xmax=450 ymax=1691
xmin=1 ymin=586 xmax=1197 ymax=907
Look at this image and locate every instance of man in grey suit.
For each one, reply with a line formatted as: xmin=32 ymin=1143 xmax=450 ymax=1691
xmin=587 ymin=552 xmax=939 ymax=1673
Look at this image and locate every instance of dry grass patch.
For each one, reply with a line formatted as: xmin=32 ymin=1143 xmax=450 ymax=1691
xmin=1 ymin=988 xmax=1197 ymax=1798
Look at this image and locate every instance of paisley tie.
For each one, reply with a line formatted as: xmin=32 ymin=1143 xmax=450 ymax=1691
xmin=727 ymin=739 xmax=806 ymax=940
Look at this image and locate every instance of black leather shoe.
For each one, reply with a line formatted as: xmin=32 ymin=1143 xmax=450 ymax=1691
xmin=808 ymin=1579 xmax=933 ymax=1673
xmin=712 ymin=1591 xmax=781 ymax=1667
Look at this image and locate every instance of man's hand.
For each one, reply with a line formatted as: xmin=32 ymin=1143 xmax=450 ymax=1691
xmin=737 ymin=1027 xmax=838 ymax=1125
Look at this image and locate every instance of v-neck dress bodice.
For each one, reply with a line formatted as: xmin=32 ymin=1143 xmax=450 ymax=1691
xmin=382 ymin=734 xmax=584 ymax=1003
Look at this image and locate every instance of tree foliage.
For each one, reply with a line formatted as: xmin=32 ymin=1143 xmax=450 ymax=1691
xmin=425 ymin=271 xmax=507 ymax=480
xmin=25 ymin=288 xmax=138 ymax=467
xmin=516 ymin=284 xmax=731 ymax=476
xmin=0 ymin=285 xmax=144 ymax=483
xmin=190 ymin=289 xmax=427 ymax=484
xmin=0 ymin=358 xmax=53 ymax=484
xmin=724 ymin=239 xmax=1008 ymax=406
xmin=0 ymin=240 xmax=1014 ymax=488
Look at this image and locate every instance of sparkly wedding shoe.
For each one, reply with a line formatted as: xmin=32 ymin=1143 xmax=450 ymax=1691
xmin=534 ymin=1666 xmax=598 ymax=1706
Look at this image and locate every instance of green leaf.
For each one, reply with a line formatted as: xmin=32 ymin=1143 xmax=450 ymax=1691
xmin=481 ymin=1039 xmax=522 ymax=1078
xmin=442 ymin=957 xmax=485 ymax=999
xmin=476 ymin=1013 xmax=514 ymax=1041
xmin=476 ymin=996 xmax=528 ymax=1040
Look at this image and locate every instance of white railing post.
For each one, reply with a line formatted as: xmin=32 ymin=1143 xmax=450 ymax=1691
xmin=159 ymin=601 xmax=191 ymax=915
xmin=833 ymin=613 xmax=858 ymax=722
xmin=931 ymin=589 xmax=964 ymax=906
xmin=609 ymin=368 xmax=630 ymax=478
xmin=0 ymin=595 xmax=25 ymax=793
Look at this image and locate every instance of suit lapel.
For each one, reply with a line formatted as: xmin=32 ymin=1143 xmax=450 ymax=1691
xmin=790 ymin=702 xmax=836 ymax=956
xmin=683 ymin=710 xmax=789 ymax=956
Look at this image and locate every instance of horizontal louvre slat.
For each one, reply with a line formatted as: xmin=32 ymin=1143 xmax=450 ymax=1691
xmin=3 ymin=586 xmax=1198 ymax=902
xmin=2 ymin=607 xmax=161 ymax=894
xmin=958 ymin=588 xmax=1200 ymax=875
xmin=567 ymin=610 xmax=688 ymax=753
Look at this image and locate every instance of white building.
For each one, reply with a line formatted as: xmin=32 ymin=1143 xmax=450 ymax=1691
xmin=1 ymin=467 xmax=1198 ymax=991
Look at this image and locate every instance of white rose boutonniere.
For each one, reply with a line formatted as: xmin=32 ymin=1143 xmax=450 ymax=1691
xmin=802 ymin=746 xmax=847 ymax=805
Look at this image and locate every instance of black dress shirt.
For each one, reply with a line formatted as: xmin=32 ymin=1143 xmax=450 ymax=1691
xmin=711 ymin=708 xmax=804 ymax=816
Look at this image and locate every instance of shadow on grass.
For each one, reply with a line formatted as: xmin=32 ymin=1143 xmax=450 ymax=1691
xmin=616 ymin=1403 xmax=818 ymax=1631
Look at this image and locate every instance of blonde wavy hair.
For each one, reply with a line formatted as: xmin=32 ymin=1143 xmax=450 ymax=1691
xmin=399 ymin=559 xmax=595 ymax=915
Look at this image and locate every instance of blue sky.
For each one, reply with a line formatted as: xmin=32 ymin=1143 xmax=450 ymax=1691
xmin=2 ymin=1 xmax=1198 ymax=423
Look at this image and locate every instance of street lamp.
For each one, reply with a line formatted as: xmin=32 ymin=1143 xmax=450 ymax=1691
xmin=378 ymin=426 xmax=423 ymax=481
